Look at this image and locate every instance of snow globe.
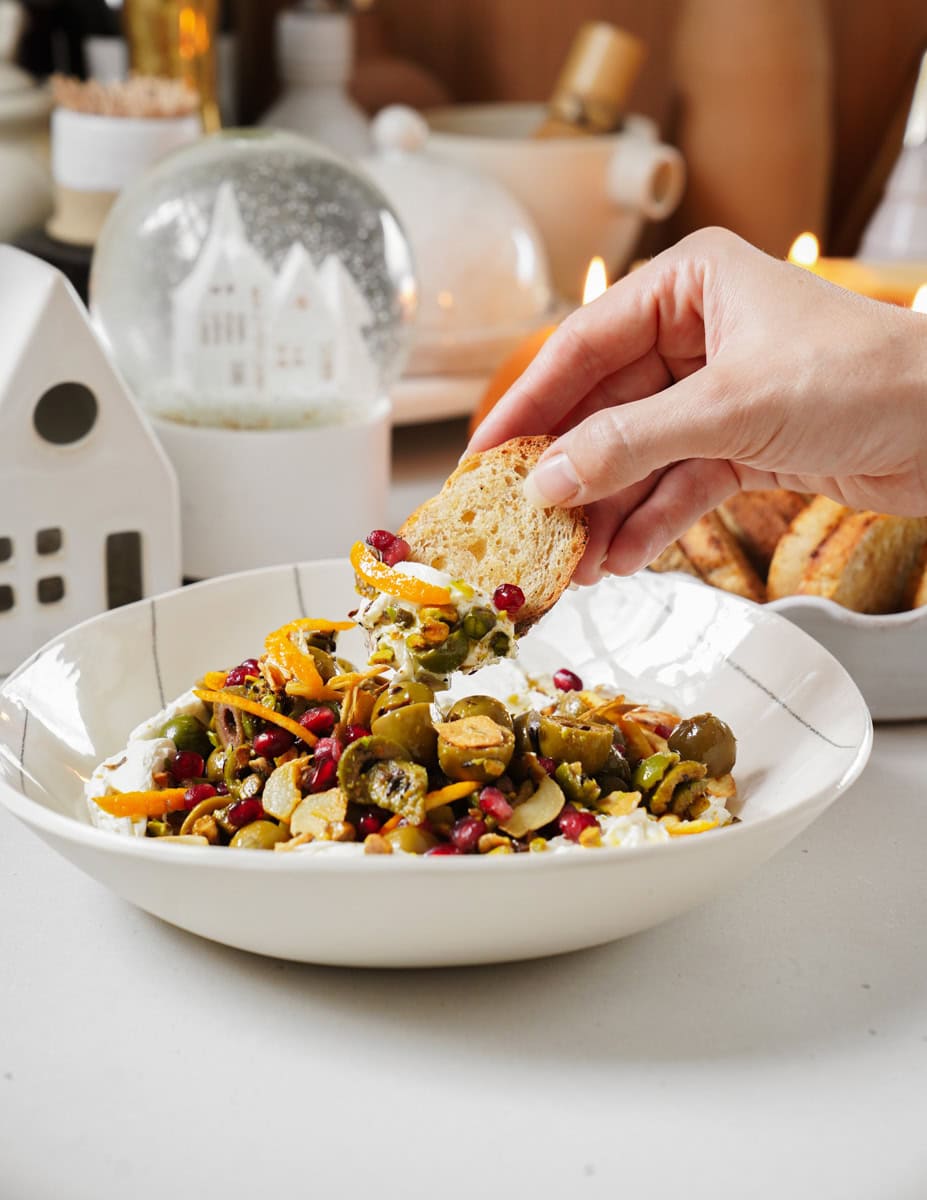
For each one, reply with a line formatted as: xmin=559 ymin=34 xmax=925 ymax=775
xmin=91 ymin=128 xmax=415 ymax=578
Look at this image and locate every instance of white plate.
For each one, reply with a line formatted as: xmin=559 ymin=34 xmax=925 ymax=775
xmin=0 ymin=566 xmax=872 ymax=968
xmin=390 ymin=375 xmax=486 ymax=426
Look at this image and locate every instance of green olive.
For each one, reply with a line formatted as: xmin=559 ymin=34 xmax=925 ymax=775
xmin=461 ymin=607 xmax=496 ymax=640
xmin=370 ymin=680 xmax=435 ymax=722
xmin=411 ymin=629 xmax=470 ymax=676
xmin=338 ymin=736 xmax=428 ymax=822
xmin=384 ymin=824 xmax=439 ymax=854
xmin=537 ymin=715 xmax=614 ymax=775
xmin=436 ymin=718 xmax=515 ymax=784
xmin=229 ymin=820 xmax=289 ymax=850
xmin=668 ymin=714 xmax=736 ymax=778
xmin=159 ymin=713 xmax=211 ymax=757
xmin=631 ymin=751 xmax=678 ymax=793
xmin=206 ymin=747 xmax=228 ymax=783
xmin=305 ymin=646 xmax=337 ymax=682
xmin=489 ymin=633 xmax=511 ymax=657
xmin=371 ymin=703 xmax=438 ymax=767
xmin=446 ymin=695 xmax=514 ymax=731
xmin=596 ymin=743 xmax=633 ymax=793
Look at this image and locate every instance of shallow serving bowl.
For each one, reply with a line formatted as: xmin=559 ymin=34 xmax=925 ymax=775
xmin=0 ymin=565 xmax=871 ymax=968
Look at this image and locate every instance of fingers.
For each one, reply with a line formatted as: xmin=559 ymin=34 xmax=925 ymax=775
xmin=467 ymin=245 xmax=711 ymax=455
xmin=601 ymin=459 xmax=740 ymax=575
xmin=522 ymin=368 xmax=736 ymax=509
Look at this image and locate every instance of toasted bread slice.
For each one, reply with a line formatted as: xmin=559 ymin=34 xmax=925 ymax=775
xmin=398 ymin=436 xmax=588 ymax=633
xmin=905 ymin=541 xmax=927 ymax=609
xmin=718 ymin=490 xmax=808 ymax=577
xmin=767 ymin=496 xmax=850 ymax=600
xmin=648 ymin=541 xmax=701 ymax=579
xmin=676 ymin=512 xmax=766 ymax=602
xmin=798 ymin=512 xmax=927 ymax=613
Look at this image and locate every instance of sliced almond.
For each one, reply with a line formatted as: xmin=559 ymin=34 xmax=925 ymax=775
xmin=290 ymin=788 xmax=348 ymax=837
xmin=435 ymin=715 xmax=507 ymax=750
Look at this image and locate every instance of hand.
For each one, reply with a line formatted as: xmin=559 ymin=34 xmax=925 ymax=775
xmin=467 ymin=228 xmax=927 ymax=584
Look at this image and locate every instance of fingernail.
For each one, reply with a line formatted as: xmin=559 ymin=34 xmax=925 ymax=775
xmin=523 ymin=453 xmax=580 ymax=508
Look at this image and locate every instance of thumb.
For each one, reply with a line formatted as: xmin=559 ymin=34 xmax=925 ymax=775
xmin=522 ymin=369 xmax=737 ymax=508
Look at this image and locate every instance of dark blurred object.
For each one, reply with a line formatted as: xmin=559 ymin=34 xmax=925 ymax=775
xmin=351 ymin=5 xmax=448 ymax=115
xmin=16 ymin=0 xmax=119 ymax=77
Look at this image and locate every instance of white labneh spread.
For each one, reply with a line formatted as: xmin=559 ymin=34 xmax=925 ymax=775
xmin=84 ymin=690 xmax=209 ymax=836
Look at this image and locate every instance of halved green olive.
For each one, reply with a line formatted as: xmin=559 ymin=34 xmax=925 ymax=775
xmin=445 ymin=695 xmax=514 ymax=731
xmin=649 ymin=760 xmax=708 ymax=816
xmin=229 ymin=820 xmax=289 ymax=850
xmin=206 ymin=747 xmax=228 ymax=783
xmin=159 ymin=713 xmax=211 ymax=757
xmin=384 ymin=824 xmax=439 ymax=854
xmin=668 ymin=714 xmax=736 ymax=778
xmin=370 ymin=680 xmax=435 ymax=722
xmin=461 ymin=607 xmax=496 ymax=640
xmin=537 ymin=715 xmax=613 ymax=775
xmin=411 ymin=630 xmax=470 ymax=676
xmin=305 ymin=646 xmax=337 ymax=682
xmin=596 ymin=743 xmax=633 ymax=793
xmin=631 ymin=751 xmax=678 ymax=793
xmin=513 ymin=710 xmax=541 ymax=755
xmin=554 ymin=761 xmax=600 ymax=806
xmin=338 ymin=736 xmax=428 ymax=822
xmin=436 ymin=716 xmax=515 ymax=784
xmin=371 ymin=702 xmax=438 ymax=766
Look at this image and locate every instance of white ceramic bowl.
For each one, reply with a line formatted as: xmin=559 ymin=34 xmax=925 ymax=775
xmin=767 ymin=595 xmax=927 ymax=721
xmin=0 ymin=566 xmax=871 ymax=968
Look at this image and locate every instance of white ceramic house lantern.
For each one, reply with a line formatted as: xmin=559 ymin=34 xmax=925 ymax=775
xmin=0 ymin=247 xmax=181 ymax=676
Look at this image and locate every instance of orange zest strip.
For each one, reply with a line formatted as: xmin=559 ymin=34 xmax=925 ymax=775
xmin=668 ymin=819 xmax=719 ymax=837
xmin=202 ymin=670 xmax=229 ymax=691
xmin=350 ymin=541 xmax=452 ymax=607
xmin=424 ymin=782 xmax=479 ymax=811
xmin=94 ymin=788 xmax=189 ymax=819
xmin=380 ymin=813 xmax=402 ymax=835
xmin=193 ymin=688 xmax=318 ymax=747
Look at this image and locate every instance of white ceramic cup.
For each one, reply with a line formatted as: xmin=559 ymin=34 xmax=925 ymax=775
xmin=153 ymin=398 xmax=392 ymax=579
xmin=426 ymin=103 xmax=685 ymax=300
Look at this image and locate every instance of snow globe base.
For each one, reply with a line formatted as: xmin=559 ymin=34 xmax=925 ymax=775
xmin=153 ymin=396 xmax=391 ymax=579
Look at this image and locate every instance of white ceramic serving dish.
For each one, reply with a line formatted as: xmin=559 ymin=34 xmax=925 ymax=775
xmin=767 ymin=594 xmax=927 ymax=721
xmin=0 ymin=566 xmax=871 ymax=968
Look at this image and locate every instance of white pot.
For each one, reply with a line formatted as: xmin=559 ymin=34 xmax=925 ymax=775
xmin=426 ymin=102 xmax=685 ymax=300
xmin=153 ymin=399 xmax=391 ymax=579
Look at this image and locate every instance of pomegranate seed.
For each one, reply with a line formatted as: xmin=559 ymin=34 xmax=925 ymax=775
xmin=366 ymin=529 xmax=396 ymax=553
xmin=381 ymin=537 xmax=411 ymax=567
xmin=451 ymin=815 xmax=487 ymax=853
xmin=183 ymin=782 xmax=217 ymax=810
xmin=172 ymin=750 xmax=205 ymax=782
xmin=227 ymin=796 xmax=264 ymax=828
xmin=343 ymin=724 xmax=370 ymax=745
xmin=538 ymin=756 xmax=557 ymax=776
xmin=225 ymin=657 xmax=261 ymax=687
xmin=253 ymin=728 xmax=295 ymax=758
xmin=492 ymin=583 xmax=525 ymax=614
xmin=553 ymin=668 xmax=583 ymax=692
xmin=558 ymin=805 xmax=599 ymax=842
xmin=308 ymin=757 xmax=338 ymax=793
xmin=299 ymin=706 xmax=336 ymax=736
xmin=313 ymin=736 xmax=342 ymax=763
xmin=426 ymin=843 xmax=462 ymax=856
xmin=357 ymin=809 xmax=383 ymax=836
xmin=478 ymin=787 xmax=514 ymax=822
xmin=654 ymin=723 xmax=673 ymax=740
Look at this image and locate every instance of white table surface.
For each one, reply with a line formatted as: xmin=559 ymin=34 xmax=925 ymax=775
xmin=2 ymin=422 xmax=926 ymax=1200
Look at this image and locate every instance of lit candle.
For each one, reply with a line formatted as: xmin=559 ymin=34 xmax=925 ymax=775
xmin=911 ymin=284 xmax=927 ymax=313
xmin=787 ymin=233 xmax=927 ymax=306
xmin=470 ymin=258 xmax=608 ymax=432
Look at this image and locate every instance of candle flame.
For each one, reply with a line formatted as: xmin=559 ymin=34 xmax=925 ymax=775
xmin=583 ymin=257 xmax=608 ymax=305
xmin=913 ymin=285 xmax=927 ymax=313
xmin=788 ymin=232 xmax=820 ymax=267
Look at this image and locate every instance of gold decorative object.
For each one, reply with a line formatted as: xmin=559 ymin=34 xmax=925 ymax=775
xmin=123 ymin=0 xmax=220 ymax=132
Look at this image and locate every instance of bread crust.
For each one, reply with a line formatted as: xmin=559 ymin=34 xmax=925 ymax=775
xmin=718 ymin=490 xmax=807 ymax=575
xmin=398 ymin=435 xmax=588 ymax=634
xmin=767 ymin=496 xmax=849 ymax=600
xmin=676 ymin=513 xmax=766 ymax=602
xmin=798 ymin=513 xmax=927 ymax=613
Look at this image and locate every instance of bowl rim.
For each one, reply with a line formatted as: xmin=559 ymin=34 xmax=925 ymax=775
xmin=0 ymin=562 xmax=874 ymax=875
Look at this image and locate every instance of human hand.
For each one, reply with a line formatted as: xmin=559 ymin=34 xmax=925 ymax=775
xmin=467 ymin=228 xmax=927 ymax=584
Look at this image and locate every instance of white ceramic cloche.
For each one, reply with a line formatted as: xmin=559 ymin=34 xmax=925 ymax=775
xmin=361 ymin=105 xmax=556 ymax=377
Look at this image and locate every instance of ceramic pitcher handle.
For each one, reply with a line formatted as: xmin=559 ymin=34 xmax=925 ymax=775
xmin=605 ymin=133 xmax=686 ymax=221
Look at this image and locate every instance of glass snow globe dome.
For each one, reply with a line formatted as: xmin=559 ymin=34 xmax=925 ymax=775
xmin=91 ymin=129 xmax=416 ymax=430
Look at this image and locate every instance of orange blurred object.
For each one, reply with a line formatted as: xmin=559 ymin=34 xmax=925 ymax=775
xmin=468 ymin=324 xmax=556 ymax=436
xmin=469 ymin=256 xmax=609 ymax=435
